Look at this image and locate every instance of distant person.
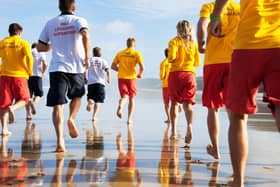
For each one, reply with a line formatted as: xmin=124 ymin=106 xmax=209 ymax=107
xmin=0 ymin=23 xmax=33 ymax=136
xmin=168 ymin=20 xmax=200 ymax=142
xmin=37 ymin=0 xmax=91 ymax=152
xmin=86 ymin=47 xmax=110 ymax=121
xmin=197 ymin=0 xmax=240 ymax=159
xmin=210 ymin=0 xmax=280 ymax=186
xmin=26 ymin=42 xmax=48 ymax=121
xmin=111 ymin=37 xmax=144 ymax=124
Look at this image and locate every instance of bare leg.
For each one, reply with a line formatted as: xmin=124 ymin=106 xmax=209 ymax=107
xmin=183 ymin=102 xmax=193 ymax=144
xmin=51 ymin=155 xmax=64 ymax=187
xmin=66 ymin=159 xmax=77 ymax=187
xmin=206 ymin=108 xmax=221 ymax=159
xmin=275 ymin=106 xmax=280 ymax=132
xmin=127 ymin=96 xmax=135 ymax=124
xmin=30 ymin=96 xmax=41 ymax=115
xmin=25 ymin=101 xmax=32 ymax=120
xmin=117 ymin=97 xmax=127 ymax=119
xmin=67 ymin=97 xmax=81 ymax=138
xmin=86 ymin=99 xmax=94 ymax=112
xmin=127 ymin=126 xmax=134 ymax=152
xmin=164 ymin=103 xmax=171 ymax=124
xmin=0 ymin=110 xmax=11 ymax=136
xmin=228 ymin=109 xmax=247 ymax=187
xmin=8 ymin=100 xmax=26 ymax=124
xmin=92 ymin=103 xmax=100 ymax=121
xmin=53 ymin=105 xmax=65 ymax=152
xmin=170 ymin=101 xmax=179 ymax=139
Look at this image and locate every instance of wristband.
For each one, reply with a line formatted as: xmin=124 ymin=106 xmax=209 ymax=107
xmin=210 ymin=15 xmax=221 ymax=21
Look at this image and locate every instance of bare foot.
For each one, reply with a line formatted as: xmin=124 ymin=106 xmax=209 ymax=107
xmin=55 ymin=145 xmax=66 ymax=152
xmin=7 ymin=106 xmax=15 ymax=124
xmin=170 ymin=133 xmax=176 ymax=140
xmin=207 ymin=144 xmax=220 ymax=159
xmin=30 ymin=102 xmax=36 ymax=115
xmin=117 ymin=106 xmax=122 ymax=119
xmin=67 ymin=119 xmax=79 ymax=138
xmin=185 ymin=126 xmax=192 ymax=144
xmin=127 ymin=120 xmax=133 ymax=125
xmin=86 ymin=103 xmax=92 ymax=112
xmin=26 ymin=115 xmax=32 ymax=121
xmin=164 ymin=120 xmax=170 ymax=124
xmin=1 ymin=130 xmax=12 ymax=136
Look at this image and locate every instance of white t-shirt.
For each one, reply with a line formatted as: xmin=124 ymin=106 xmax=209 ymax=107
xmin=39 ymin=13 xmax=88 ymax=73
xmin=86 ymin=57 xmax=109 ymax=86
xmin=31 ymin=48 xmax=47 ymax=77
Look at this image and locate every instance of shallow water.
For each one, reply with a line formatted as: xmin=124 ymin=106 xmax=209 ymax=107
xmin=1 ymin=79 xmax=279 ymax=187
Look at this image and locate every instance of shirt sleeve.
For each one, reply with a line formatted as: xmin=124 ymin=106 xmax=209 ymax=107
xmin=103 ymin=60 xmax=109 ymax=70
xmin=159 ymin=61 xmax=165 ymax=80
xmin=200 ymin=3 xmax=213 ymax=18
xmin=137 ymin=52 xmax=144 ymax=64
xmin=193 ymin=43 xmax=201 ymax=67
xmin=77 ymin=17 xmax=88 ymax=31
xmin=22 ymin=41 xmax=34 ymax=75
xmin=39 ymin=22 xmax=50 ymax=44
xmin=168 ymin=38 xmax=178 ymax=63
xmin=112 ymin=53 xmax=120 ymax=65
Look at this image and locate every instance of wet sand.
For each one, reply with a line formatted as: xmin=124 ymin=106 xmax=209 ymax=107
xmin=1 ymin=78 xmax=279 ymax=187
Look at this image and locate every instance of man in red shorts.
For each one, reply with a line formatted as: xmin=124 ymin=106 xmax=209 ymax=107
xmin=197 ymin=0 xmax=240 ymax=159
xmin=0 ymin=23 xmax=33 ymax=136
xmin=210 ymin=0 xmax=280 ymax=186
xmin=111 ymin=38 xmax=144 ymax=124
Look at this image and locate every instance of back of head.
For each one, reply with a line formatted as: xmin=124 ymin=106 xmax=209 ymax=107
xmin=126 ymin=37 xmax=136 ymax=48
xmin=8 ymin=23 xmax=23 ymax=36
xmin=164 ymin=48 xmax=168 ymax=58
xmin=59 ymin=0 xmax=75 ymax=12
xmin=176 ymin=20 xmax=193 ymax=44
xmin=31 ymin=42 xmax=38 ymax=49
xmin=93 ymin=47 xmax=102 ymax=57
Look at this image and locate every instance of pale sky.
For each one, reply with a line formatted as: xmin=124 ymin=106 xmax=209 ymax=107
xmin=0 ymin=0 xmax=236 ymax=78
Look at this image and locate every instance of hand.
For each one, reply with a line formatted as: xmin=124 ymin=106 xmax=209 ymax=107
xmin=107 ymin=79 xmax=110 ymax=84
xmin=137 ymin=73 xmax=142 ymax=79
xmin=210 ymin=20 xmax=225 ymax=38
xmin=83 ymin=58 xmax=90 ymax=69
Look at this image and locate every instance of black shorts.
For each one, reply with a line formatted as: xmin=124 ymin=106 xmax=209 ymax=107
xmin=28 ymin=76 xmax=43 ymax=97
xmin=87 ymin=83 xmax=105 ymax=103
xmin=47 ymin=72 xmax=85 ymax=106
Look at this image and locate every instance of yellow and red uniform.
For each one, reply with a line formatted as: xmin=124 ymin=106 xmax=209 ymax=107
xmin=160 ymin=58 xmax=171 ymax=104
xmin=113 ymin=48 xmax=143 ymax=79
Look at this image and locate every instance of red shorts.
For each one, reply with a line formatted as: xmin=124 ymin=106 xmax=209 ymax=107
xmin=118 ymin=79 xmax=137 ymax=97
xmin=162 ymin=87 xmax=170 ymax=105
xmin=202 ymin=63 xmax=229 ymax=108
xmin=226 ymin=48 xmax=280 ymax=114
xmin=0 ymin=76 xmax=30 ymax=110
xmin=168 ymin=71 xmax=197 ymax=104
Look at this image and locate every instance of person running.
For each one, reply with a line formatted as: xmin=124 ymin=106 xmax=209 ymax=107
xmin=168 ymin=20 xmax=200 ymax=142
xmin=197 ymin=0 xmax=240 ymax=159
xmin=86 ymin=47 xmax=110 ymax=121
xmin=37 ymin=0 xmax=91 ymax=152
xmin=111 ymin=37 xmax=144 ymax=125
xmin=0 ymin=23 xmax=33 ymax=136
xmin=26 ymin=42 xmax=48 ymax=121
xmin=210 ymin=0 xmax=280 ymax=186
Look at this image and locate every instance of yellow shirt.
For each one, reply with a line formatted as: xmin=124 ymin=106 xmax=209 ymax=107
xmin=0 ymin=36 xmax=33 ymax=78
xmin=159 ymin=58 xmax=170 ymax=88
xmin=168 ymin=37 xmax=200 ymax=73
xmin=235 ymin=0 xmax=280 ymax=49
xmin=200 ymin=1 xmax=240 ymax=65
xmin=113 ymin=48 xmax=143 ymax=79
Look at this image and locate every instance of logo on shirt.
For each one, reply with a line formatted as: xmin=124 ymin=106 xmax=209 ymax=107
xmin=54 ymin=22 xmax=76 ymax=36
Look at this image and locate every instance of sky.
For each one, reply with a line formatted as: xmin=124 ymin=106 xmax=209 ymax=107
xmin=0 ymin=0 xmax=224 ymax=78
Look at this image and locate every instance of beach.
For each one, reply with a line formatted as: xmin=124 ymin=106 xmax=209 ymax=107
xmin=1 ymin=78 xmax=279 ymax=187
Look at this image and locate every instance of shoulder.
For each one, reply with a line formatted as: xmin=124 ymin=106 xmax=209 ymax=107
xmin=200 ymin=2 xmax=214 ymax=17
xmin=169 ymin=36 xmax=181 ymax=46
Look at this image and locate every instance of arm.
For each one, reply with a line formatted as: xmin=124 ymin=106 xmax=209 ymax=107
xmin=24 ymin=43 xmax=33 ymax=76
xmin=159 ymin=62 xmax=166 ymax=80
xmin=105 ymin=68 xmax=110 ymax=84
xmin=80 ymin=28 xmax=91 ymax=68
xmin=37 ymin=41 xmax=51 ymax=52
xmin=137 ymin=62 xmax=144 ymax=79
xmin=41 ymin=59 xmax=48 ymax=76
xmin=197 ymin=17 xmax=210 ymax=53
xmin=111 ymin=62 xmax=119 ymax=72
xmin=210 ymin=0 xmax=229 ymax=37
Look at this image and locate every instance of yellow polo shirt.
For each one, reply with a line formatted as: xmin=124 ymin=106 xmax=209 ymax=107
xmin=168 ymin=36 xmax=200 ymax=73
xmin=200 ymin=1 xmax=240 ymax=65
xmin=0 ymin=36 xmax=33 ymax=78
xmin=159 ymin=58 xmax=171 ymax=88
xmin=235 ymin=0 xmax=280 ymax=49
xmin=113 ymin=48 xmax=143 ymax=79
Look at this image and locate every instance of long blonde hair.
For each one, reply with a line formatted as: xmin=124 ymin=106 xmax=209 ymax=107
xmin=176 ymin=20 xmax=193 ymax=46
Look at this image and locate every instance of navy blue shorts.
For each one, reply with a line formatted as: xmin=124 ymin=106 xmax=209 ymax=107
xmin=28 ymin=76 xmax=43 ymax=97
xmin=47 ymin=72 xmax=85 ymax=106
xmin=87 ymin=83 xmax=105 ymax=103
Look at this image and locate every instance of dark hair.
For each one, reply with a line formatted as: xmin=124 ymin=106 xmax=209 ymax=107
xmin=8 ymin=23 xmax=23 ymax=36
xmin=93 ymin=47 xmax=101 ymax=57
xmin=59 ymin=0 xmax=75 ymax=12
xmin=164 ymin=48 xmax=168 ymax=58
xmin=31 ymin=43 xmax=38 ymax=49
xmin=127 ymin=37 xmax=136 ymax=48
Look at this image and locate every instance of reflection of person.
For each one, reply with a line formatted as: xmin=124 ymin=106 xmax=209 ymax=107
xmin=21 ymin=122 xmax=44 ymax=186
xmin=110 ymin=126 xmax=142 ymax=187
xmin=207 ymin=162 xmax=220 ymax=186
xmin=0 ymin=23 xmax=33 ymax=136
xmin=86 ymin=47 xmax=110 ymax=121
xmin=80 ymin=122 xmax=109 ymax=185
xmin=168 ymin=20 xmax=200 ymax=141
xmin=158 ymin=127 xmax=170 ymax=186
xmin=210 ymin=1 xmax=280 ymax=186
xmin=197 ymin=1 xmax=240 ymax=159
xmin=180 ymin=151 xmax=193 ymax=186
xmin=26 ymin=42 xmax=48 ymax=121
xmin=37 ymin=0 xmax=91 ymax=152
xmin=111 ymin=37 xmax=144 ymax=124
